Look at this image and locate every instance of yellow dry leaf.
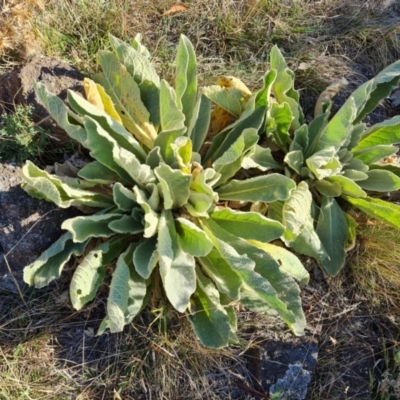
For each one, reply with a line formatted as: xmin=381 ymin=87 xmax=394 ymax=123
xmin=216 ymin=76 xmax=252 ymax=98
xmin=162 ymin=4 xmax=188 ymax=16
xmin=83 ymin=78 xmax=123 ymax=124
xmin=83 ymin=78 xmax=104 ymax=110
xmin=208 ymin=75 xmax=252 ymax=137
xmin=210 ymin=104 xmax=236 ymax=136
xmin=96 ymin=84 xmax=123 ymax=124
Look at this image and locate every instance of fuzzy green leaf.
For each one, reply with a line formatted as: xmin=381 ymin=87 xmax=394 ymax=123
xmin=78 ymin=161 xmax=119 ymax=184
xmin=284 ymin=150 xmax=304 ymax=175
xmin=197 ymin=248 xmax=242 ymax=300
xmin=70 ymin=239 xmax=129 ymax=310
xmin=115 ymin=147 xmax=156 ymax=187
xmin=23 ymin=233 xmax=88 ymax=289
xmin=133 ymin=187 xmax=160 ymax=238
xmin=212 ymin=128 xmax=259 ymax=184
xmin=175 ymin=218 xmax=213 ymax=257
xmin=290 ymin=124 xmax=309 ymax=153
xmin=21 ymin=161 xmax=114 ymax=209
xmin=203 ymin=103 xmax=263 ymax=163
xmin=175 ymin=34 xmax=198 ymax=126
xmin=357 ymin=170 xmax=400 ymax=192
xmin=317 ymin=59 xmax=400 ymax=151
xmin=314 ymin=179 xmax=342 ymax=197
xmin=342 ymin=169 xmax=369 ymax=181
xmin=112 ymin=183 xmax=137 ymax=212
xmin=369 ymin=163 xmax=400 ymax=177
xmin=131 ymin=33 xmax=151 ymax=59
xmin=248 ymin=241 xmax=309 ymax=285
xmin=187 ymin=94 xmax=211 ymax=152
xmin=202 ymin=219 xmax=306 ymax=335
xmin=160 ymin=79 xmax=186 ymax=134
xmin=34 ymin=83 xmax=87 ymax=145
xmin=108 ymin=35 xmax=161 ymax=127
xmin=255 ymin=70 xmax=277 ymax=108
xmin=217 ymin=174 xmax=295 ymax=202
xmin=269 ymin=45 xmax=303 ymax=130
xmin=62 ymin=213 xmax=122 ymax=242
xmin=153 ymin=131 xmax=183 ymax=165
xmin=306 ymin=147 xmax=342 ymax=179
xmin=108 ymin=214 xmax=144 ymax=234
xmin=326 ymin=175 xmax=367 ymax=198
xmin=83 ymin=117 xmax=135 ymax=185
xmin=242 ymin=145 xmax=282 ymax=171
xmin=280 ymin=181 xmax=314 ymax=241
xmin=188 ymin=268 xmax=232 ymax=349
xmin=352 ymin=145 xmax=398 ymax=165
xmin=133 ymin=236 xmax=159 ymax=279
xmin=211 ymin=207 xmax=285 ymax=243
xmin=67 ymin=90 xmax=147 ymax=162
xmin=202 ymin=85 xmax=245 ymax=117
xmin=108 ymin=34 xmax=160 ymax=87
xmin=211 ymin=106 xmax=266 ymax=162
xmin=316 ymin=196 xmax=349 ymax=276
xmin=268 ymin=102 xmax=293 ymax=151
xmin=107 ymin=248 xmax=131 ymax=332
xmin=354 ymin=116 xmax=400 ymax=150
xmin=343 ymin=195 xmax=400 ymax=229
xmin=279 ymin=182 xmax=327 ymax=259
xmin=154 ymin=163 xmax=191 ymax=209
xmin=158 ymin=211 xmax=196 ymax=312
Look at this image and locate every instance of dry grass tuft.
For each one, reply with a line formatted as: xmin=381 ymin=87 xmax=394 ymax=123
xmin=349 ymin=219 xmax=400 ymax=318
xmin=0 ymin=0 xmax=43 ymax=64
xmin=0 ymin=281 xmax=257 ymax=399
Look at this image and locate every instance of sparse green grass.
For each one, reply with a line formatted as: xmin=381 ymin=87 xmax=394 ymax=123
xmin=0 ymin=104 xmax=75 ymax=165
xmin=1 ymin=1 xmax=400 ymax=399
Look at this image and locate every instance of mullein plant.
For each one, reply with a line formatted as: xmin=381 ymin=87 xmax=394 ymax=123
xmin=257 ymin=47 xmax=400 ymax=276
xmin=21 ymin=34 xmax=308 ymax=348
xmin=21 ymin=34 xmax=400 ymax=347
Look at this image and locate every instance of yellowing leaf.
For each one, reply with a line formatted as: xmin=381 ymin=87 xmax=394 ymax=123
xmin=96 ymin=84 xmax=123 ymax=124
xmin=83 ymin=78 xmax=123 ymax=124
xmin=210 ymin=105 xmax=236 ymax=136
xmin=216 ymin=76 xmax=252 ymax=98
xmin=207 ymin=76 xmax=251 ymax=138
xmin=84 ymin=78 xmax=104 ymax=110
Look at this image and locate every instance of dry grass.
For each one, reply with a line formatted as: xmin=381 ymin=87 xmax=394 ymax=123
xmin=350 ymin=220 xmax=400 ymax=315
xmin=0 ymin=281 xmax=259 ymax=400
xmin=0 ymin=0 xmax=43 ymax=65
xmin=306 ymin=219 xmax=400 ymax=400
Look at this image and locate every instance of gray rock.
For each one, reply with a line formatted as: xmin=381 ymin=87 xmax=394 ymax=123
xmin=246 ymin=330 xmax=318 ymax=399
xmin=0 ymin=162 xmax=80 ymax=292
xmin=269 ymin=364 xmax=311 ymax=400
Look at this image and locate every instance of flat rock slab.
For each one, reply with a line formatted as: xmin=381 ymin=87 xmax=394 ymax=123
xmin=0 ymin=162 xmax=80 ymax=291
